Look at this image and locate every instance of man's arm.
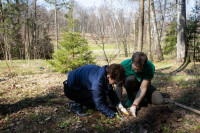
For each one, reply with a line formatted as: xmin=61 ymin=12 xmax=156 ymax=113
xmin=130 ymin=79 xmax=151 ymax=117
xmin=133 ymin=79 xmax=151 ymax=106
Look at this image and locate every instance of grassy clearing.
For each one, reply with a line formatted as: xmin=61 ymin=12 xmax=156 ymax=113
xmin=0 ymin=60 xmax=67 ymax=104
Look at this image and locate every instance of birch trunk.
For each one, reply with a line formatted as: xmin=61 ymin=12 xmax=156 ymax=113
xmin=55 ymin=0 xmax=58 ymax=51
xmin=151 ymin=0 xmax=163 ymax=61
xmin=133 ymin=22 xmax=136 ymax=53
xmin=137 ymin=0 xmax=144 ymax=52
xmin=33 ymin=0 xmax=37 ymax=59
xmin=110 ymin=17 xmax=120 ymax=57
xmin=147 ymin=0 xmax=153 ymax=61
xmin=176 ymin=0 xmax=186 ymax=62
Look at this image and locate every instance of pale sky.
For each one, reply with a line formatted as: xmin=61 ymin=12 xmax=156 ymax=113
xmin=37 ymin=0 xmax=104 ymax=8
xmin=75 ymin=0 xmax=103 ymax=8
xmin=37 ymin=0 xmax=197 ymax=15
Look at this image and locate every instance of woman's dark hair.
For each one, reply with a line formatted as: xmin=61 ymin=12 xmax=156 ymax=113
xmin=106 ymin=64 xmax=125 ymax=82
xmin=131 ymin=52 xmax=147 ymax=68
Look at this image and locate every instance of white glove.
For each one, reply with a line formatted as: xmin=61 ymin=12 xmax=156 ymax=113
xmin=117 ymin=102 xmax=129 ymax=115
xmin=130 ymin=105 xmax=137 ymax=117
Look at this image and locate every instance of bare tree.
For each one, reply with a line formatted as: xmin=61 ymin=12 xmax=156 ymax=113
xmin=45 ymin=0 xmax=68 ymax=51
xmin=159 ymin=0 xmax=167 ymax=40
xmin=137 ymin=0 xmax=144 ymax=52
xmin=110 ymin=15 xmax=121 ymax=57
xmin=0 ymin=0 xmax=3 ymax=44
xmin=116 ymin=10 xmax=128 ymax=57
xmin=176 ymin=0 xmax=186 ymax=62
xmin=147 ymin=0 xmax=153 ymax=61
xmin=106 ymin=1 xmax=128 ymax=57
xmin=151 ymin=0 xmax=163 ymax=61
xmin=33 ymin=0 xmax=37 ymax=59
xmin=55 ymin=0 xmax=58 ymax=51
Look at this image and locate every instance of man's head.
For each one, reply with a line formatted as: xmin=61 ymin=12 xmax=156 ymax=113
xmin=106 ymin=64 xmax=125 ymax=84
xmin=131 ymin=52 xmax=147 ymax=73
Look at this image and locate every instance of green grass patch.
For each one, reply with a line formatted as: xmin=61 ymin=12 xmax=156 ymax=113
xmin=170 ymin=75 xmax=186 ymax=82
xmin=89 ymin=44 xmax=118 ymax=50
xmin=160 ymin=124 xmax=171 ymax=132
xmin=0 ymin=60 xmax=52 ymax=78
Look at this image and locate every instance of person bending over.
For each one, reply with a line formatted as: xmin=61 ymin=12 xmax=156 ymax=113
xmin=64 ymin=64 xmax=128 ymax=118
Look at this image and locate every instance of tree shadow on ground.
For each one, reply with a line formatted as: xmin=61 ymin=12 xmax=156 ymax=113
xmin=156 ymin=66 xmax=171 ymax=72
xmin=0 ymin=85 xmax=64 ymax=116
xmin=170 ymin=59 xmax=191 ymax=74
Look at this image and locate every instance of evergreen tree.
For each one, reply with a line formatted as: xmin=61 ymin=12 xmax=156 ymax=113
xmin=186 ymin=0 xmax=200 ymax=61
xmin=164 ymin=21 xmax=177 ymax=55
xmin=49 ymin=0 xmax=95 ymax=73
xmin=0 ymin=1 xmax=23 ymax=60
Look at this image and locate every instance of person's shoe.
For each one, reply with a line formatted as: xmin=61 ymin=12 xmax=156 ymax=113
xmin=70 ymin=103 xmax=88 ymax=117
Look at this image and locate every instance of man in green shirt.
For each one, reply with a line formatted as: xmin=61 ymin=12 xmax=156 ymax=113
xmin=116 ymin=52 xmax=163 ymax=117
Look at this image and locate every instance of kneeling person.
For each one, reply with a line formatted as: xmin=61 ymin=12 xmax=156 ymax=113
xmin=116 ymin=52 xmax=163 ymax=117
xmin=64 ymin=64 xmax=127 ymax=118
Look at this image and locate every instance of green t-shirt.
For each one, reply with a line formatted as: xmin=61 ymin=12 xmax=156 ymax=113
xmin=121 ymin=59 xmax=155 ymax=83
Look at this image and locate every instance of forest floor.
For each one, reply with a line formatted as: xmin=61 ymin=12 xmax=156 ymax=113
xmin=0 ymin=59 xmax=200 ymax=133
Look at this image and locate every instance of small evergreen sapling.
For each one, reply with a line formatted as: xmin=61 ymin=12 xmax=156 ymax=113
xmin=49 ymin=31 xmax=95 ymax=73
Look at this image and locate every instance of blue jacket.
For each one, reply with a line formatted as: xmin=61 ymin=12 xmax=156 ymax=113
xmin=67 ymin=65 xmax=120 ymax=118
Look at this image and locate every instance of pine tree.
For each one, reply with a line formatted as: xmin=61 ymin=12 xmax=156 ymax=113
xmin=164 ymin=21 xmax=177 ymax=55
xmin=187 ymin=0 xmax=200 ymax=61
xmin=49 ymin=0 xmax=95 ymax=73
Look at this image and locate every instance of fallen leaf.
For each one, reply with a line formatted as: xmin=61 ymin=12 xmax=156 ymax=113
xmin=45 ymin=116 xmax=51 ymax=121
xmin=9 ymin=123 xmax=15 ymax=127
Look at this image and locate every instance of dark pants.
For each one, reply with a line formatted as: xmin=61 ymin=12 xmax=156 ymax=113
xmin=63 ymin=80 xmax=95 ymax=108
xmin=116 ymin=75 xmax=163 ymax=105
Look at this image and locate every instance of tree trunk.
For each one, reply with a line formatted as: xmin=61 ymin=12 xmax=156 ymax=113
xmin=137 ymin=0 xmax=144 ymax=52
xmin=133 ymin=21 xmax=136 ymax=53
xmin=0 ymin=0 xmax=3 ymax=42
xmin=55 ymin=0 xmax=58 ymax=51
xmin=147 ymin=0 xmax=153 ymax=61
xmin=0 ymin=0 xmax=10 ymax=60
xmin=15 ymin=0 xmax=22 ymax=59
xmin=122 ymin=23 xmax=128 ymax=57
xmin=33 ymin=0 xmax=37 ymax=59
xmin=115 ymin=16 xmax=128 ymax=57
xmin=0 ymin=0 xmax=2 ymax=24
xmin=110 ymin=17 xmax=120 ymax=57
xmin=159 ymin=0 xmax=167 ymax=40
xmin=151 ymin=0 xmax=163 ymax=61
xmin=177 ymin=0 xmax=186 ymax=62
xmin=24 ymin=2 xmax=29 ymax=60
xmin=1 ymin=5 xmax=11 ymax=61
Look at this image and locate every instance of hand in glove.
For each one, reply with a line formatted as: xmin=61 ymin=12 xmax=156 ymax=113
xmin=130 ymin=104 xmax=137 ymax=117
xmin=117 ymin=102 xmax=129 ymax=115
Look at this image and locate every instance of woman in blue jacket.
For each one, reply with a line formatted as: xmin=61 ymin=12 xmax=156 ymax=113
xmin=64 ymin=64 xmax=128 ymax=118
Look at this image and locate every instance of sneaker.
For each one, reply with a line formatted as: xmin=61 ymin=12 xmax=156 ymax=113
xmin=70 ymin=103 xmax=88 ymax=117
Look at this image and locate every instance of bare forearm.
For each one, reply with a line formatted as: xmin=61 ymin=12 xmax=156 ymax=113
xmin=133 ymin=88 xmax=147 ymax=106
xmin=133 ymin=79 xmax=150 ymax=106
